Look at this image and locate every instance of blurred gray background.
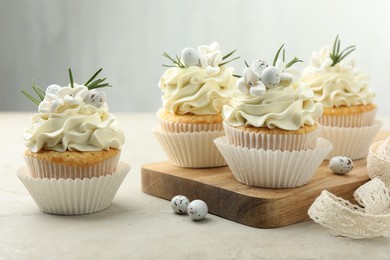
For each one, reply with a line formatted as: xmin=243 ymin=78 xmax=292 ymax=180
xmin=1 ymin=0 xmax=389 ymax=115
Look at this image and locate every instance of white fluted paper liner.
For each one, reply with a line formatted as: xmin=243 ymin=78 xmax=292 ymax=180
xmin=159 ymin=118 xmax=223 ymax=133
xmin=214 ymin=137 xmax=332 ymax=188
xmin=153 ymin=126 xmax=226 ymax=168
xmin=16 ymin=161 xmax=130 ymax=215
xmin=321 ymin=120 xmax=382 ymax=160
xmin=319 ymin=107 xmax=377 ymax=127
xmin=24 ymin=151 xmax=121 ymax=179
xmin=367 ymin=140 xmax=390 ymax=189
xmin=223 ymin=122 xmax=321 ymax=151
xmin=308 ymin=178 xmax=390 ymax=239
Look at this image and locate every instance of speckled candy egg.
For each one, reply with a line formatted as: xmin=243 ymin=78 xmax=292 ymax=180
xmin=87 ymin=89 xmax=106 ymax=108
xmin=181 ymin=47 xmax=201 ymax=67
xmin=251 ymin=59 xmax=268 ymax=76
xmin=187 ymin=199 xmax=208 ymax=220
xmin=261 ymin=66 xmax=281 ymax=89
xmin=170 ymin=195 xmax=190 ymax=214
xmin=329 ymin=156 xmax=354 ymax=175
xmin=46 ymin=84 xmax=62 ymax=95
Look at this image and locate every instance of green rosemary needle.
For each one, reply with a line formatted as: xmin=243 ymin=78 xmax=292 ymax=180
xmin=330 ymin=35 xmax=356 ymax=66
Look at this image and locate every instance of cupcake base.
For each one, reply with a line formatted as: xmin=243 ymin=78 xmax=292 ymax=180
xmin=223 ymin=122 xmax=321 ymax=151
xmin=214 ymin=137 xmax=332 ymax=188
xmin=24 ymin=149 xmax=121 ymax=179
xmin=153 ymin=126 xmax=226 ymax=168
xmin=16 ymin=161 xmax=130 ymax=215
xmin=321 ymin=120 xmax=382 ymax=160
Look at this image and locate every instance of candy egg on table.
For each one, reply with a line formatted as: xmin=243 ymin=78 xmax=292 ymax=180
xmin=170 ymin=195 xmax=190 ymax=214
xmin=329 ymin=156 xmax=354 ymax=175
xmin=250 ymin=59 xmax=268 ymax=76
xmin=187 ymin=199 xmax=208 ymax=220
xmin=181 ymin=47 xmax=201 ymax=67
xmin=260 ymin=66 xmax=281 ymax=89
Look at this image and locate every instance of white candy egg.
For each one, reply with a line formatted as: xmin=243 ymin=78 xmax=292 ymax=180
xmin=329 ymin=156 xmax=354 ymax=175
xmin=170 ymin=195 xmax=190 ymax=214
xmin=251 ymin=59 xmax=268 ymax=76
xmin=261 ymin=67 xmax=281 ymax=89
xmin=187 ymin=199 xmax=208 ymax=221
xmin=46 ymin=84 xmax=62 ymax=95
xmin=249 ymin=81 xmax=266 ymax=97
xmin=181 ymin=47 xmax=201 ymax=67
xmin=87 ymin=89 xmax=106 ymax=108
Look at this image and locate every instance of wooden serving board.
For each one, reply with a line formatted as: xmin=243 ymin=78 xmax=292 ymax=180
xmin=141 ymin=131 xmax=390 ymax=229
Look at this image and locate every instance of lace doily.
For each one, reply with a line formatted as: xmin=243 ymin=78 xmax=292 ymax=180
xmin=367 ymin=139 xmax=390 ymax=189
xmin=308 ymin=178 xmax=390 ymax=239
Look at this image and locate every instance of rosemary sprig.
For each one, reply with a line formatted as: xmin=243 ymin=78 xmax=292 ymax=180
xmin=69 ymin=68 xmax=74 ymax=88
xmin=32 ymin=81 xmax=45 ymax=100
xmin=162 ymin=52 xmax=185 ymax=68
xmin=329 ymin=35 xmax=356 ymax=66
xmin=21 ymin=89 xmax=40 ymax=105
xmin=219 ymin=49 xmax=239 ymax=66
xmin=273 ymin=44 xmax=302 ymax=68
xmin=84 ymin=68 xmax=102 ymax=86
xmin=273 ymin=44 xmax=285 ymax=66
xmin=219 ymin=56 xmax=240 ymax=66
xmin=244 ymin=60 xmax=250 ymax=68
xmin=285 ymin=57 xmax=303 ymax=69
xmin=84 ymin=68 xmax=111 ymax=90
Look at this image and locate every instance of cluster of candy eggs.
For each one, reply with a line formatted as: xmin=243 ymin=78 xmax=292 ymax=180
xmin=170 ymin=195 xmax=208 ymax=221
xmin=238 ymin=60 xmax=293 ymax=97
xmin=45 ymin=84 xmax=106 ymax=109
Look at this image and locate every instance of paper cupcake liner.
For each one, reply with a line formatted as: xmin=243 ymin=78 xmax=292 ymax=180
xmin=321 ymin=120 xmax=382 ymax=160
xmin=308 ymin=179 xmax=390 ymax=239
xmin=16 ymin=161 xmax=130 ymax=215
xmin=319 ymin=107 xmax=377 ymax=127
xmin=223 ymin=122 xmax=321 ymax=151
xmin=159 ymin=118 xmax=223 ymax=133
xmin=153 ymin=126 xmax=226 ymax=168
xmin=367 ymin=140 xmax=390 ymax=189
xmin=24 ymin=151 xmax=121 ymax=179
xmin=214 ymin=137 xmax=332 ymax=188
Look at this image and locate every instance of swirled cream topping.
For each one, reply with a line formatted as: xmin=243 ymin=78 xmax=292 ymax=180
xmin=300 ymin=46 xmax=375 ymax=108
xmin=159 ymin=42 xmax=237 ymax=115
xmin=24 ymin=84 xmax=125 ymax=152
xmin=223 ymin=85 xmax=322 ymax=130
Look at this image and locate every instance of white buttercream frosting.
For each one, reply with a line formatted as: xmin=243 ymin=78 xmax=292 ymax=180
xmin=159 ymin=44 xmax=236 ymax=115
xmin=300 ymin=46 xmax=375 ymax=108
xmin=24 ymin=84 xmax=125 ymax=152
xmin=223 ymin=85 xmax=322 ymax=130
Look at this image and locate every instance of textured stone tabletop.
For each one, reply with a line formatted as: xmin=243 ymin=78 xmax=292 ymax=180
xmin=1 ymin=112 xmax=390 ymax=259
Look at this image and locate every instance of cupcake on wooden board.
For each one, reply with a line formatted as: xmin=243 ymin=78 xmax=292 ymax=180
xmin=299 ymin=36 xmax=382 ymax=159
xmin=17 ymin=69 xmax=130 ymax=215
xmin=214 ymin=45 xmax=332 ymax=188
xmin=154 ymin=42 xmax=238 ymax=168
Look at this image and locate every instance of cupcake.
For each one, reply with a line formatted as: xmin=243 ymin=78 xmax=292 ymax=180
xmin=215 ymin=45 xmax=332 ymax=188
xmin=154 ymin=42 xmax=238 ymax=168
xmin=300 ymin=36 xmax=382 ymax=159
xmin=17 ymin=69 xmax=130 ymax=215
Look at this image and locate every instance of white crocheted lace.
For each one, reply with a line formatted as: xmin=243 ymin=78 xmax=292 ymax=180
xmin=308 ymin=178 xmax=390 ymax=239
